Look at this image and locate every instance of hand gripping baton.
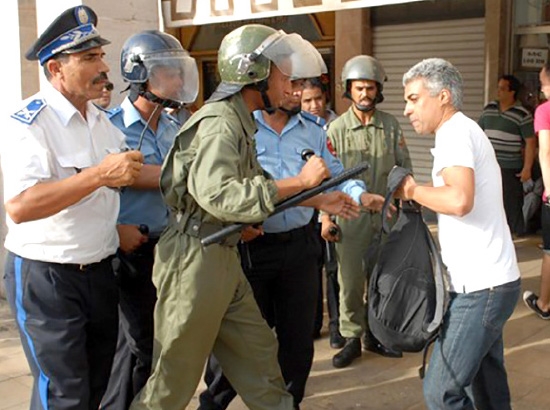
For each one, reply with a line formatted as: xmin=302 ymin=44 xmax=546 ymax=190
xmin=201 ymin=161 xmax=370 ymax=246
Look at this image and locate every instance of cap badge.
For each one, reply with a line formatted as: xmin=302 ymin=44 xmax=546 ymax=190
xmin=76 ymin=6 xmax=90 ymax=25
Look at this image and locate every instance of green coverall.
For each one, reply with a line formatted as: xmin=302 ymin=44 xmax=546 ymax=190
xmin=130 ymin=93 xmax=294 ymax=410
xmin=327 ymin=107 xmax=412 ymax=339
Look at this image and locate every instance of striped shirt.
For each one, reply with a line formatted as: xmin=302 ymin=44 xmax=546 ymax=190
xmin=478 ymin=101 xmax=535 ymax=169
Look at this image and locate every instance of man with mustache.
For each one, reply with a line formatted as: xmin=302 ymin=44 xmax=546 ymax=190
xmin=326 ymin=55 xmax=412 ymax=368
xmin=1 ymin=6 xmax=143 ymax=409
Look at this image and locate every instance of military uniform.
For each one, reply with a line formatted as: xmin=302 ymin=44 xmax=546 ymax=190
xmin=130 ymin=93 xmax=293 ymax=410
xmin=327 ymin=107 xmax=411 ymax=339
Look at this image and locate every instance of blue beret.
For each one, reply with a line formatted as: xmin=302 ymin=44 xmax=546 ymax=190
xmin=25 ymin=5 xmax=110 ymax=65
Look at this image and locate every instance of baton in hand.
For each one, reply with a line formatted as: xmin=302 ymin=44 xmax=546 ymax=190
xmin=201 ymin=161 xmax=370 ymax=246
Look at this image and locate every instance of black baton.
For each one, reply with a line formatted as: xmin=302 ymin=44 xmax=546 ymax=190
xmin=201 ymin=161 xmax=370 ymax=246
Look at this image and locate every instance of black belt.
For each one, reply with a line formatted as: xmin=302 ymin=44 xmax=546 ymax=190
xmin=62 ymin=255 xmax=114 ymax=272
xmin=172 ymin=212 xmax=241 ymax=247
xmin=258 ymin=224 xmax=314 ymax=244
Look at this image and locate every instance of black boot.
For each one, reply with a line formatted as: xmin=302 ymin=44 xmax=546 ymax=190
xmin=363 ymin=331 xmax=403 ymax=358
xmin=329 ymin=329 xmax=346 ymax=349
xmin=332 ymin=337 xmax=361 ymax=368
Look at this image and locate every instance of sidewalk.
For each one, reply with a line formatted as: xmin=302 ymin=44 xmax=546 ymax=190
xmin=1 ymin=235 xmax=549 ymax=409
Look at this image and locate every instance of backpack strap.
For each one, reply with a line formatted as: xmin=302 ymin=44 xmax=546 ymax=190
xmin=380 ymin=166 xmax=413 ymax=233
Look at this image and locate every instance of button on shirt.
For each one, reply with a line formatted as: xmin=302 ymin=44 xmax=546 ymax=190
xmin=253 ymin=110 xmax=366 ymax=233
xmin=1 ymin=82 xmax=126 ymax=264
xmin=109 ymin=98 xmax=181 ymax=236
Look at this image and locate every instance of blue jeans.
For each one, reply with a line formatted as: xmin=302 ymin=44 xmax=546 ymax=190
xmin=423 ymin=278 xmax=520 ymax=410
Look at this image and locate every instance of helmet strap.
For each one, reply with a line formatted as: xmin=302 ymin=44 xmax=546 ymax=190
xmin=255 ymin=79 xmax=277 ymax=114
xmin=129 ymin=83 xmax=182 ymax=109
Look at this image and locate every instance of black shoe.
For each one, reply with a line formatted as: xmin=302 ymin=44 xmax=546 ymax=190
xmin=329 ymin=330 xmax=346 ymax=349
xmin=332 ymin=338 xmax=361 ymax=368
xmin=523 ymin=291 xmax=550 ymax=320
xmin=363 ymin=333 xmax=403 ymax=358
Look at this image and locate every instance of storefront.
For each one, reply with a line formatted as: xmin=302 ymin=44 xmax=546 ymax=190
xmin=513 ymin=0 xmax=550 ymax=112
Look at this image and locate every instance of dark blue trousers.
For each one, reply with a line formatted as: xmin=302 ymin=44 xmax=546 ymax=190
xmin=100 ymin=239 xmax=158 ymax=410
xmin=3 ymin=251 xmax=118 ymax=410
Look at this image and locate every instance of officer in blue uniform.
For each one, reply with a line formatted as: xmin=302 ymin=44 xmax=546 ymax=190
xmin=199 ymin=82 xmax=385 ymax=410
xmin=1 ymin=6 xmax=143 ymax=409
xmin=100 ymin=30 xmax=199 ymax=409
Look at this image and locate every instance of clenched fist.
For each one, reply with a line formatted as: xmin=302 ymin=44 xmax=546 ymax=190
xmin=98 ymin=150 xmax=144 ymax=188
xmin=298 ymin=155 xmax=330 ymax=189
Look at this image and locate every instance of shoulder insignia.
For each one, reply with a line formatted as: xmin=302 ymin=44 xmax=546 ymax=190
xmin=300 ymin=111 xmax=326 ymax=127
xmin=326 ymin=138 xmax=337 ymax=156
xmin=107 ymin=106 xmax=122 ymax=119
xmin=11 ymin=99 xmax=46 ymax=125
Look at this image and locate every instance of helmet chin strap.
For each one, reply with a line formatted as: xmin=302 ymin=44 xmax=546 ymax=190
xmin=354 ymin=102 xmax=376 ymax=113
xmin=255 ymin=80 xmax=277 ymax=114
xmin=129 ymin=84 xmax=182 ymax=109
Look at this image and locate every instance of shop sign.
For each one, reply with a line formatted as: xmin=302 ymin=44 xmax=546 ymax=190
xmin=162 ymin=0 xmax=423 ymax=27
xmin=522 ymin=48 xmax=548 ymax=68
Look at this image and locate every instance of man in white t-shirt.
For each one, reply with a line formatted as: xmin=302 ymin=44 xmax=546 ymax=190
xmin=397 ymin=58 xmax=520 ymax=410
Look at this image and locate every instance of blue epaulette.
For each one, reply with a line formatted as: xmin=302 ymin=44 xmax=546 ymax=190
xmin=11 ymin=99 xmax=47 ymax=125
xmin=300 ymin=111 xmax=326 ymax=127
xmin=107 ymin=106 xmax=122 ymax=119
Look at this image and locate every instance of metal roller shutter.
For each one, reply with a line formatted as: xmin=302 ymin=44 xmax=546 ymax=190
xmin=373 ymin=18 xmax=485 ymax=183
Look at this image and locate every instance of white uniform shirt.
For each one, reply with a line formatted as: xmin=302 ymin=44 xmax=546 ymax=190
xmin=432 ymin=112 xmax=520 ymax=293
xmin=1 ymin=82 xmax=126 ymax=264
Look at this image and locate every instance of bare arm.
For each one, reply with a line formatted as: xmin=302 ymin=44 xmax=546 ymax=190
xmin=5 ymin=151 xmax=143 ymax=224
xmin=396 ymin=166 xmax=474 ymax=217
xmin=519 ymin=136 xmax=537 ymax=182
xmin=539 ymin=130 xmax=550 ymax=196
xmin=273 ymin=155 xmax=330 ymax=198
xmin=130 ymin=164 xmax=161 ymax=190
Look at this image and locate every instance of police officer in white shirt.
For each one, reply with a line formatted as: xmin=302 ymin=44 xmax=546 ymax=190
xmin=1 ymin=6 xmax=143 ymax=409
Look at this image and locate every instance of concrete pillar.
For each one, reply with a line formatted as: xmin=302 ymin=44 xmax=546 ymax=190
xmin=334 ymin=8 xmax=372 ymax=114
xmin=484 ymin=0 xmax=510 ymax=103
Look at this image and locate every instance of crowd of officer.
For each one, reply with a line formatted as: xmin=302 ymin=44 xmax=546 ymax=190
xmin=5 ymin=4 xmax=514 ymax=410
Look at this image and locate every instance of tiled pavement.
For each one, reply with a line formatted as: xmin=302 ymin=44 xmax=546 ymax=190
xmin=1 ymin=235 xmax=549 ymax=409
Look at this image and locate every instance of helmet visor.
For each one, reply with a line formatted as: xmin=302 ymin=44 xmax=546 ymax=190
xmin=143 ymin=51 xmax=199 ymax=104
xmin=260 ymin=32 xmax=327 ymax=80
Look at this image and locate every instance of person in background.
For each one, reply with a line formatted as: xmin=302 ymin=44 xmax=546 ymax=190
xmin=523 ymin=63 xmax=550 ymax=320
xmin=100 ymin=30 xmax=199 ymax=409
xmin=301 ymin=76 xmax=345 ymax=349
xmin=93 ymin=80 xmax=114 ymax=109
xmin=478 ymin=74 xmax=536 ymax=237
xmin=327 ymin=55 xmax=411 ymax=369
xmin=1 ymin=6 xmax=143 ymax=409
xmin=399 ymin=57 xmax=520 ymax=410
xmin=130 ymin=24 xmax=358 ymax=410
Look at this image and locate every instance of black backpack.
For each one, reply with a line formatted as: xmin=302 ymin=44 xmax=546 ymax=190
xmin=367 ymin=167 xmax=447 ymax=375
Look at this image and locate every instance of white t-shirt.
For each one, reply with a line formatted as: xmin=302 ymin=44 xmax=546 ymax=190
xmin=432 ymin=112 xmax=519 ymax=292
xmin=1 ymin=82 xmax=126 ymax=264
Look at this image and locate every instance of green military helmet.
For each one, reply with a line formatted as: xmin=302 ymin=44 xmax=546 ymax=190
xmin=218 ymin=24 xmax=275 ymax=85
xmin=341 ymin=55 xmax=387 ymax=104
xmin=209 ymin=24 xmax=327 ymax=102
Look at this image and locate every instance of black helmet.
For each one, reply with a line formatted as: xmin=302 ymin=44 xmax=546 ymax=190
xmin=121 ymin=30 xmax=199 ymax=106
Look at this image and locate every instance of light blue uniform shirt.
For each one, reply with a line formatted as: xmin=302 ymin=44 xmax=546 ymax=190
xmin=254 ymin=110 xmax=367 ymax=233
xmin=109 ymin=97 xmax=182 ymax=236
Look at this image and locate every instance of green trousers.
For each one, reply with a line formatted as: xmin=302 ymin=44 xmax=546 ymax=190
xmin=130 ymin=227 xmax=293 ymax=410
xmin=335 ymin=212 xmax=381 ymax=339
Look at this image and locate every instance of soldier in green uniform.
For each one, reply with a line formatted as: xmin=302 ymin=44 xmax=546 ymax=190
xmin=130 ymin=25 xmax=359 ymax=410
xmin=325 ymin=55 xmax=412 ymax=369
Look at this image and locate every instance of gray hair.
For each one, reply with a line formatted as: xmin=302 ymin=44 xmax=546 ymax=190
xmin=402 ymin=58 xmax=463 ymax=110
